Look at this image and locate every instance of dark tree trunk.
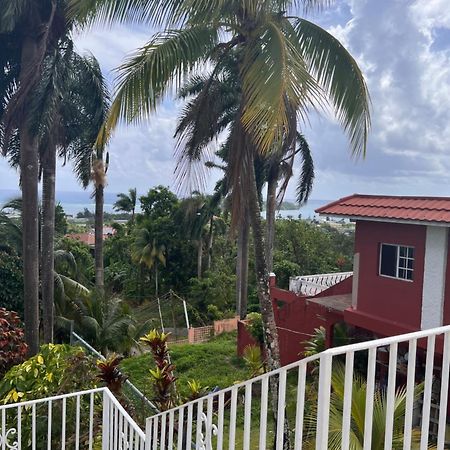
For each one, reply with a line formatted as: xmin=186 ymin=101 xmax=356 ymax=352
xmin=20 ymin=36 xmax=41 ymax=356
xmin=95 ymin=184 xmax=104 ymax=289
xmin=41 ymin=144 xmax=56 ymax=343
xmin=265 ymin=174 xmax=277 ymax=273
xmin=247 ymin=161 xmax=281 ymax=372
xmin=197 ymin=239 xmax=202 ymax=279
xmin=236 ymin=216 xmax=249 ymax=319
xmin=206 ymin=217 xmax=213 ymax=272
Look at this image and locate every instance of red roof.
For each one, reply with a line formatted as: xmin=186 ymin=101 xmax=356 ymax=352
xmin=316 ymin=194 xmax=450 ymax=224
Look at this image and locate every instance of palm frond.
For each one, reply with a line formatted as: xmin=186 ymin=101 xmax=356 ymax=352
xmin=98 ymin=26 xmax=219 ymax=146
xmin=296 ymin=132 xmax=314 ymax=205
xmin=240 ymin=18 xmax=321 ymax=154
xmin=293 ymin=17 xmax=371 ymax=157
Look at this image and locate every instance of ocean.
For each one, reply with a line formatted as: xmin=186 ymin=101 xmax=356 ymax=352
xmin=0 ymin=189 xmax=330 ymax=219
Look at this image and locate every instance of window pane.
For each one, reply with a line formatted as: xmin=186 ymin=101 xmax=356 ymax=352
xmin=400 ymin=246 xmax=407 ymax=257
xmin=380 ymin=244 xmax=397 ymax=277
xmin=406 ymin=270 xmax=413 ymax=281
xmin=407 ymin=259 xmax=414 ymax=270
xmin=398 ymin=269 xmax=406 ymax=279
xmin=398 ymin=257 xmax=407 ymax=269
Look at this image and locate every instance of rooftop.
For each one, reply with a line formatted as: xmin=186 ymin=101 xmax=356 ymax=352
xmin=316 ymin=194 xmax=450 ymax=225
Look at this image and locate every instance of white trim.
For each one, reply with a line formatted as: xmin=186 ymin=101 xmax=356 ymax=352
xmin=317 ymin=214 xmax=450 ymax=228
xmin=421 ymin=226 xmax=448 ymax=330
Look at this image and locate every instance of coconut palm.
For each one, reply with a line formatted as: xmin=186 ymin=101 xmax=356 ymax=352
xmin=114 ymin=188 xmax=137 ymax=223
xmin=132 ymin=228 xmax=166 ymax=328
xmin=1 ymin=0 xmax=66 ymax=354
xmin=71 ymin=0 xmax=370 ymax=377
xmin=303 ymin=364 xmax=425 ymax=449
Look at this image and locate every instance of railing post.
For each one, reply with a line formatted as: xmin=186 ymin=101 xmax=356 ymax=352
xmin=144 ymin=418 xmax=152 ymax=450
xmin=315 ymin=352 xmax=332 ymax=450
xmin=102 ymin=390 xmax=110 ymax=450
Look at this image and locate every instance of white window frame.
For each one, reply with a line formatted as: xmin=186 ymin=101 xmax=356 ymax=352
xmin=379 ymin=243 xmax=414 ymax=282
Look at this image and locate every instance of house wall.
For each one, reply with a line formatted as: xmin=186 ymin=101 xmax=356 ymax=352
xmin=442 ymin=238 xmax=450 ymax=325
xmin=354 ymin=220 xmax=426 ymax=330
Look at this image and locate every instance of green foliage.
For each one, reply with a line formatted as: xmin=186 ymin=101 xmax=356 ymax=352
xmin=0 ymin=308 xmax=27 ymax=377
xmin=246 ymin=313 xmax=264 ymax=346
xmin=96 ymin=354 xmax=127 ymax=395
xmin=55 ymin=203 xmax=68 ymax=235
xmin=273 ymin=260 xmax=301 ymax=290
xmin=242 ymin=345 xmax=264 ymax=377
xmin=0 ymin=251 xmax=23 ymax=314
xmin=0 ymin=344 xmax=96 ymax=402
xmin=139 ymin=186 xmax=179 ymax=219
xmin=57 ymin=237 xmax=94 ymax=282
xmin=303 ymin=364 xmax=425 ymax=449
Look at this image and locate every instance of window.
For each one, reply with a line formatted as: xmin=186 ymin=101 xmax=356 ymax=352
xmin=379 ymin=244 xmax=414 ymax=281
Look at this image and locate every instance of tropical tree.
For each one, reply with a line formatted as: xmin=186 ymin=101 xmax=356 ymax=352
xmin=132 ymin=228 xmax=166 ymax=327
xmin=114 ymin=188 xmax=137 ymax=222
xmin=1 ymin=0 xmax=65 ymax=354
xmin=71 ymin=0 xmax=370 ymax=379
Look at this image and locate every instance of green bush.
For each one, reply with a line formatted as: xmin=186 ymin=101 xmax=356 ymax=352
xmin=246 ymin=312 xmax=264 ymax=345
xmin=0 ymin=251 xmax=23 ymax=315
xmin=0 ymin=344 xmax=96 ymax=402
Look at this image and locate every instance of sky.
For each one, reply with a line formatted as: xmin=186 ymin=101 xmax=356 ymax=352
xmin=2 ymin=0 xmax=450 ymax=202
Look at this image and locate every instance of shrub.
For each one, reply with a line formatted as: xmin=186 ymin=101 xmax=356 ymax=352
xmin=0 ymin=308 xmax=27 ymax=377
xmin=246 ymin=312 xmax=264 ymax=345
xmin=0 ymin=253 xmax=23 ymax=315
xmin=0 ymin=344 xmax=96 ymax=402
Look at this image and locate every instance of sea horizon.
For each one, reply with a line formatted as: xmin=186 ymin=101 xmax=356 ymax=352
xmin=0 ymin=188 xmax=330 ymax=218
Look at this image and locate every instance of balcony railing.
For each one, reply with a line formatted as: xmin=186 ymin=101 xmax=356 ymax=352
xmin=2 ymin=324 xmax=450 ymax=449
xmin=0 ymin=387 xmax=145 ymax=449
xmin=289 ymin=271 xmax=353 ymax=296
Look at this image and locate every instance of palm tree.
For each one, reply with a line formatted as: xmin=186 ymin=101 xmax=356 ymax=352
xmin=71 ymin=0 xmax=370 ymax=377
xmin=114 ymin=188 xmax=137 ymax=222
xmin=1 ymin=0 xmax=65 ymax=355
xmin=132 ymin=228 xmax=166 ymax=327
xmin=303 ymin=364 xmax=424 ymax=449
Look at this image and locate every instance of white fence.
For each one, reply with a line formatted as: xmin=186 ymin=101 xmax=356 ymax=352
xmin=144 ymin=324 xmax=450 ymax=450
xmin=289 ymin=271 xmax=353 ymax=296
xmin=0 ymin=387 xmax=145 ymax=450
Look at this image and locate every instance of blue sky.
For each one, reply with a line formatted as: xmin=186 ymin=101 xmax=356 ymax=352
xmin=2 ymin=0 xmax=450 ymax=201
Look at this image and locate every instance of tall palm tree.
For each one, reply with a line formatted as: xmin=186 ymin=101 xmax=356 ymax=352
xmin=1 ymin=0 xmax=65 ymax=355
xmin=114 ymin=188 xmax=137 ymax=222
xmin=71 ymin=0 xmax=371 ymax=377
xmin=132 ymin=228 xmax=166 ymax=327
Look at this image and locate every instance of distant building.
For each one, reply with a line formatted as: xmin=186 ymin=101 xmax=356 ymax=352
xmin=65 ymin=227 xmax=116 ymax=247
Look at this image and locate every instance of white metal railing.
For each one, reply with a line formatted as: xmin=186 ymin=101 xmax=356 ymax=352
xmin=145 ymin=324 xmax=450 ymax=450
xmin=0 ymin=387 xmax=145 ymax=450
xmin=289 ymin=271 xmax=353 ymax=296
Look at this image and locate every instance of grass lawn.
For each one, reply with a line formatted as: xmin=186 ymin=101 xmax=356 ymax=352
xmin=120 ymin=332 xmax=249 ymax=399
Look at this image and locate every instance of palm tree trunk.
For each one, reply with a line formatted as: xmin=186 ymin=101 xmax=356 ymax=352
xmin=41 ymin=144 xmax=56 ymax=343
xmin=265 ymin=174 xmax=277 ymax=273
xmin=19 ymin=36 xmax=41 ymax=356
xmin=197 ymin=239 xmax=203 ymax=279
xmin=247 ymin=161 xmax=281 ymax=372
xmin=95 ymin=185 xmax=104 ymax=289
xmin=236 ymin=216 xmax=249 ymax=319
xmin=206 ymin=217 xmax=213 ymax=272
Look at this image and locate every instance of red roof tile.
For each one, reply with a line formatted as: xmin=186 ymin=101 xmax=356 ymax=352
xmin=316 ymin=194 xmax=450 ymax=224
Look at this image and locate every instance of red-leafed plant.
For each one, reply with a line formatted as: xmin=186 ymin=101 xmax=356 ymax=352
xmin=96 ymin=354 xmax=128 ymax=395
xmin=0 ymin=308 xmax=28 ymax=377
xmin=140 ymin=330 xmax=178 ymax=410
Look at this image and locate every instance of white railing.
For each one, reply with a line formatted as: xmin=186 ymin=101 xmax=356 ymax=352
xmin=145 ymin=324 xmax=450 ymax=450
xmin=289 ymin=271 xmax=353 ymax=296
xmin=0 ymin=387 xmax=145 ymax=450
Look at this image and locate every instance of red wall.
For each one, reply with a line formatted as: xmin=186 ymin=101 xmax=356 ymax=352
xmin=354 ymin=220 xmax=426 ymax=330
xmin=442 ymin=238 xmax=450 ymax=325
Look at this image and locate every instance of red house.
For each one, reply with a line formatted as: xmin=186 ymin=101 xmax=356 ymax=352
xmin=238 ymin=194 xmax=450 ymax=365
